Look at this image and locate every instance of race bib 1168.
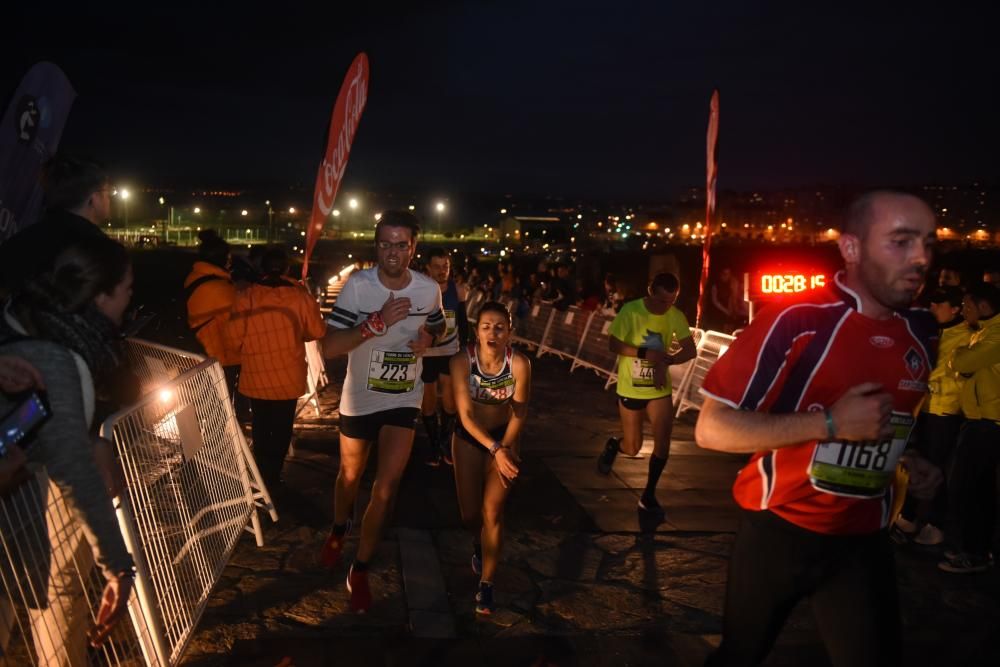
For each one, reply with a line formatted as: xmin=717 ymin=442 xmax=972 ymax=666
xmin=807 ymin=412 xmax=913 ymax=498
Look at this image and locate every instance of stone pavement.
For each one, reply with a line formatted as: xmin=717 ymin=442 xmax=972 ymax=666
xmin=182 ymin=355 xmax=1000 ymax=667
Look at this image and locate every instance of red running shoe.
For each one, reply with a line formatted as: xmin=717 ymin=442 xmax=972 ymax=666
xmin=346 ymin=564 xmax=372 ymax=613
xmin=320 ymin=520 xmax=351 ymax=569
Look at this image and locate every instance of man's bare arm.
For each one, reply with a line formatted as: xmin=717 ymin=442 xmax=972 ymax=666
xmin=695 ymin=382 xmax=896 ymax=454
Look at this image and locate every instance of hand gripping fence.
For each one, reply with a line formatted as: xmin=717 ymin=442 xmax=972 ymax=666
xmin=100 ymin=355 xmax=277 ymax=666
xmin=1 ymin=467 xmax=159 ymax=666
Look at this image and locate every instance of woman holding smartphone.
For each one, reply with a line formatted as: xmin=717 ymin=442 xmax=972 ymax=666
xmin=0 ymin=236 xmax=136 ymax=661
xmin=449 ymin=301 xmax=531 ymax=615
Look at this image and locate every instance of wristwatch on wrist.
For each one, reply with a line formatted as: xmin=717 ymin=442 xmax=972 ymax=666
xmin=489 ymin=441 xmax=504 ymax=457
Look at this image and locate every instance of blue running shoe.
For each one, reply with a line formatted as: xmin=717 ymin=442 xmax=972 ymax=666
xmin=475 ymin=581 xmax=495 ymax=615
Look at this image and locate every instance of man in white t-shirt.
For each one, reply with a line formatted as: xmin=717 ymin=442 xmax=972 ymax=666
xmin=321 ymin=211 xmax=445 ymax=613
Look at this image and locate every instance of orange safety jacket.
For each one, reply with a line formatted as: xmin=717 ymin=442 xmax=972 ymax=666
xmin=225 ymin=276 xmax=327 ymax=400
xmin=184 ymin=261 xmax=241 ymax=367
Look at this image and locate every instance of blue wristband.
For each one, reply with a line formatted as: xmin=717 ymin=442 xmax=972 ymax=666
xmin=824 ymin=409 xmax=837 ymax=440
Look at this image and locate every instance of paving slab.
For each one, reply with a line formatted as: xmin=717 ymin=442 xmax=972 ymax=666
xmin=179 ymin=353 xmax=1000 ymax=667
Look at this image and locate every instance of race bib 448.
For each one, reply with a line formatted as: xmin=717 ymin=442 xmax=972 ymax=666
xmin=367 ymin=350 xmax=417 ymax=394
xmin=808 ymin=412 xmax=914 ymax=498
xmin=630 ymin=358 xmax=656 ymax=387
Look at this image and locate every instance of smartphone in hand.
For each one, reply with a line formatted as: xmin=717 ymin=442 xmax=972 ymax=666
xmin=0 ymin=392 xmax=51 ymax=457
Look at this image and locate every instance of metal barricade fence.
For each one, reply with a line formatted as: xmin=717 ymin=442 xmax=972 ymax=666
xmin=1 ymin=467 xmax=159 ymax=666
xmin=464 ymin=290 xmax=486 ymax=326
xmin=100 ymin=359 xmax=276 ymax=666
xmin=668 ymin=328 xmax=704 ymax=397
xmin=512 ymin=302 xmax=555 ymax=351
xmin=570 ymin=312 xmax=619 ymax=388
xmin=674 ymin=330 xmax=735 ymax=416
xmin=297 ymin=339 xmax=329 ymax=418
xmin=537 ymin=306 xmax=593 ymax=361
xmin=123 ymin=339 xmax=205 ymax=398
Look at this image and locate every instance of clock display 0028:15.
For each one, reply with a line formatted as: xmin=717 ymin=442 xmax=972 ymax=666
xmin=759 ymin=273 xmax=826 ymax=295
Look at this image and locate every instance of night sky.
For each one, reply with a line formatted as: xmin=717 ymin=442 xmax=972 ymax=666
xmin=3 ymin=2 xmax=996 ymax=199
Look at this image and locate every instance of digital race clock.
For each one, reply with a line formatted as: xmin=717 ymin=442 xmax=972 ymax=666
xmin=747 ymin=270 xmax=829 ymax=300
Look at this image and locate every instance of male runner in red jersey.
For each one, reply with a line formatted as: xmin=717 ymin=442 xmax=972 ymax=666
xmin=696 ymin=191 xmax=940 ymax=667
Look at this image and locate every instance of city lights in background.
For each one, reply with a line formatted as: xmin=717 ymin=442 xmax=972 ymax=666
xmin=349 ymin=198 xmax=359 ymax=210
xmin=435 ymin=201 xmax=446 ymax=213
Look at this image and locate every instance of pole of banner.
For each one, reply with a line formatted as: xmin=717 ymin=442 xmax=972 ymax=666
xmin=695 ymin=90 xmax=720 ymax=330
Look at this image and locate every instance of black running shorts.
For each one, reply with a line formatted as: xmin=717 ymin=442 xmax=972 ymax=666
xmin=339 ymin=407 xmax=420 ymax=441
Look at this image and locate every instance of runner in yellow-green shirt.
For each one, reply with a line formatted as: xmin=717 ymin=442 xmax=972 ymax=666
xmin=597 ymin=272 xmax=697 ymax=517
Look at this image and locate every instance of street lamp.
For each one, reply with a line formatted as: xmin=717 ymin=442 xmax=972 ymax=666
xmin=119 ymin=188 xmax=130 ymax=225
xmin=435 ymin=201 xmax=446 ymax=235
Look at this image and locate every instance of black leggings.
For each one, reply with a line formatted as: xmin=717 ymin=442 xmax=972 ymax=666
xmin=707 ymin=509 xmax=900 ymax=667
xmin=247 ymin=397 xmax=298 ymax=487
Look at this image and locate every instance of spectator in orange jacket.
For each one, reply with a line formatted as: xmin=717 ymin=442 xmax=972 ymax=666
xmin=184 ymin=231 xmax=244 ymax=413
xmin=226 ymin=246 xmax=326 ymax=490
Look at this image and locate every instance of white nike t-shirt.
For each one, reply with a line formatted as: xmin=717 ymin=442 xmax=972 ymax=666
xmin=327 ymin=267 xmax=444 ymax=416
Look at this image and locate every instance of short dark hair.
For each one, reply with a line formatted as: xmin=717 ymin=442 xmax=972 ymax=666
xmin=650 ymin=272 xmax=679 ymax=293
xmin=928 ymin=286 xmax=964 ymax=308
xmin=426 ymin=247 xmax=451 ymax=261
xmin=261 ymin=245 xmax=289 ymax=276
xmin=375 ymin=210 xmax=421 ymax=240
xmin=965 ymin=282 xmax=1000 ymax=313
xmin=42 ymin=154 xmax=109 ymax=212
xmin=841 ymin=190 xmax=929 ymax=239
xmin=477 ymin=300 xmax=512 ymax=326
xmin=197 ymin=229 xmax=230 ymax=268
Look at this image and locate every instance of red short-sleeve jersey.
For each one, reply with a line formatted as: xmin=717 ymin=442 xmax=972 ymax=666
xmin=700 ymin=272 xmax=938 ymax=535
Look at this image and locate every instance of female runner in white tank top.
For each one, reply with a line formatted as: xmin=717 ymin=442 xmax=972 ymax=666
xmin=449 ymin=300 xmax=531 ymax=615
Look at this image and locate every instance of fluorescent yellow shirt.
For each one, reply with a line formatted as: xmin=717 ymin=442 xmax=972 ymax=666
xmin=609 ymin=298 xmax=691 ymax=399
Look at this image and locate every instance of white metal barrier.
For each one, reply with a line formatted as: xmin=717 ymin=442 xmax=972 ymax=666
xmin=464 ymin=290 xmax=487 ymax=326
xmin=569 ymin=311 xmax=620 ymax=388
xmin=537 ymin=306 xmax=592 ymax=362
xmin=297 ymin=339 xmax=329 ymax=418
xmin=123 ymin=339 xmax=206 ymax=398
xmin=668 ymin=328 xmax=704 ymax=397
xmin=0 ymin=468 xmax=159 ymax=666
xmin=674 ymin=330 xmax=735 ymax=416
xmin=100 ymin=358 xmax=277 ymax=666
xmin=512 ymin=302 xmax=555 ymax=351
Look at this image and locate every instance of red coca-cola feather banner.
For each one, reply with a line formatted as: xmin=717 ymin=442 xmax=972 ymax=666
xmin=302 ymin=52 xmax=369 ymax=280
